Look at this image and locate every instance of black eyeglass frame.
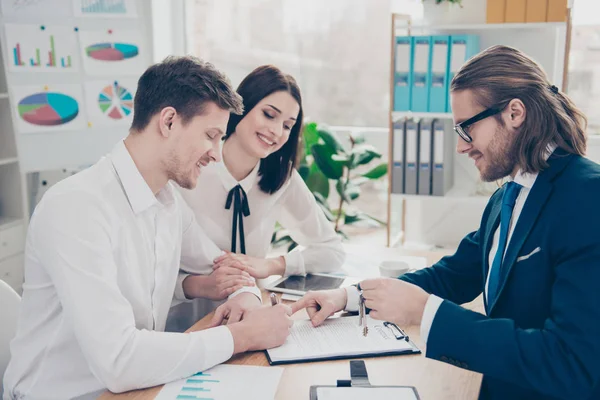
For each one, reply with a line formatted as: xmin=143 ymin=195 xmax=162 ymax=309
xmin=454 ymin=105 xmax=505 ymax=143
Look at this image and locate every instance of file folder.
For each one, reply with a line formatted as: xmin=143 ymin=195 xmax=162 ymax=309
xmin=404 ymin=120 xmax=418 ymax=195
xmin=428 ymin=36 xmax=450 ymax=113
xmin=394 ymin=36 xmax=413 ymax=111
xmin=418 ymin=121 xmax=432 ymax=195
xmin=431 ymin=120 xmax=454 ymax=196
xmin=391 ymin=120 xmax=405 ymax=194
xmin=411 ymin=36 xmax=431 ymax=112
xmin=447 ymin=35 xmax=480 ymax=112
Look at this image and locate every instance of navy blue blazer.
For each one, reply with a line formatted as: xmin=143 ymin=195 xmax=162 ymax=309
xmin=401 ymin=151 xmax=600 ymax=399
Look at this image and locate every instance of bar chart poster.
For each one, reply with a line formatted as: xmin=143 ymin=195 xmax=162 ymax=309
xmin=84 ymin=79 xmax=137 ymax=127
xmin=1 ymin=0 xmax=72 ymax=18
xmin=155 ymin=365 xmax=283 ymax=400
xmin=12 ymin=84 xmax=85 ymax=133
xmin=73 ymin=0 xmax=137 ymax=18
xmin=4 ymin=24 xmax=79 ymax=73
xmin=78 ymin=29 xmax=146 ymax=76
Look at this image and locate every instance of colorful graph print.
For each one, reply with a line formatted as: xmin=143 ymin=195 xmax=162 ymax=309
xmin=78 ymin=30 xmax=145 ymax=76
xmin=5 ymin=24 xmax=79 ymax=72
xmin=99 ymin=81 xmax=133 ymax=119
xmin=174 ymin=372 xmax=219 ymax=400
xmin=18 ymin=92 xmax=79 ymax=126
xmin=1 ymin=0 xmax=72 ymax=18
xmin=74 ymin=0 xmax=137 ymax=17
xmin=85 ymin=42 xmax=138 ymax=61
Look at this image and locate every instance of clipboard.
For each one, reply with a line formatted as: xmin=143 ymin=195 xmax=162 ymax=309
xmin=265 ymin=316 xmax=420 ymax=366
xmin=309 ymin=360 xmax=420 ymax=399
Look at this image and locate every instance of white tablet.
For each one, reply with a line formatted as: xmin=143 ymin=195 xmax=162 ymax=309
xmin=266 ymin=273 xmax=360 ymax=296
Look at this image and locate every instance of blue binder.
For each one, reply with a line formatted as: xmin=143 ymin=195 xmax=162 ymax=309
xmin=446 ymin=35 xmax=480 ymax=112
xmin=410 ymin=36 xmax=431 ymax=112
xmin=393 ymin=36 xmax=413 ymax=111
xmin=428 ymin=36 xmax=450 ymax=113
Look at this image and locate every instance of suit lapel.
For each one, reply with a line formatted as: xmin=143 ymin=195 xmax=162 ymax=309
xmin=483 ymin=197 xmax=501 ymax=313
xmin=488 ymin=150 xmax=572 ymax=313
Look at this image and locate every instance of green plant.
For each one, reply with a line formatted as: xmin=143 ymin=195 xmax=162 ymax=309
xmin=273 ymin=122 xmax=388 ymax=250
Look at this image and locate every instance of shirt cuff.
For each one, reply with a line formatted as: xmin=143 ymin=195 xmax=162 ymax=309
xmin=343 ymin=285 xmax=361 ymax=312
xmin=189 ymin=325 xmax=234 ymax=369
xmin=228 ymin=284 xmax=262 ymax=302
xmin=420 ymin=295 xmax=444 ymax=344
xmin=174 ymin=272 xmax=193 ymax=302
xmin=283 ymin=250 xmax=306 ymax=277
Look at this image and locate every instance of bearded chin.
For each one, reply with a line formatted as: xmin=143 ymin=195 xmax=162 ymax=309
xmin=481 ymin=129 xmax=518 ymax=182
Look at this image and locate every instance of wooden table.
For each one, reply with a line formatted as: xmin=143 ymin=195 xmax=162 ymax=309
xmin=99 ymin=246 xmax=483 ymax=400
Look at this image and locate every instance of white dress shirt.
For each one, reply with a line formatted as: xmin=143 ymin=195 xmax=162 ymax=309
xmin=3 ymin=141 xmax=240 ymax=400
xmin=345 ymin=170 xmax=539 ymax=343
xmin=179 ymin=155 xmax=345 ymax=277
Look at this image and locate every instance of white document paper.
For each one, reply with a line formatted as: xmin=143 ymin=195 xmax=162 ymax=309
xmin=267 ymin=316 xmax=416 ymax=363
xmin=316 ymin=386 xmax=418 ymax=400
xmin=155 ymin=364 xmax=283 ymax=400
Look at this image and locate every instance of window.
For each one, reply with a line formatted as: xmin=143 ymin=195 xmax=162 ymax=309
xmin=186 ymin=0 xmax=391 ymax=128
xmin=568 ymin=0 xmax=600 ymax=134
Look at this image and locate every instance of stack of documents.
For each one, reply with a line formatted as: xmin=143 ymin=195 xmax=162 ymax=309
xmin=267 ymin=316 xmax=419 ymax=365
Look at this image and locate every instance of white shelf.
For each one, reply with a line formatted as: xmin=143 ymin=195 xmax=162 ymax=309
xmin=0 ymin=217 xmax=23 ymax=231
xmin=0 ymin=157 xmax=18 ymax=166
xmin=0 ymin=93 xmax=8 ymax=99
xmin=392 ymin=111 xmax=453 ymax=121
xmin=404 ymin=22 xmax=566 ymax=31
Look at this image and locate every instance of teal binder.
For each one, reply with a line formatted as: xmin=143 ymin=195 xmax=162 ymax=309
xmin=428 ymin=36 xmax=450 ymax=113
xmin=393 ymin=36 xmax=413 ymax=111
xmin=446 ymin=35 xmax=480 ymax=112
xmin=410 ymin=36 xmax=431 ymax=112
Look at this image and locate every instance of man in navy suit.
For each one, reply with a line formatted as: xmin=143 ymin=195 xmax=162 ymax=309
xmin=292 ymin=45 xmax=600 ymax=399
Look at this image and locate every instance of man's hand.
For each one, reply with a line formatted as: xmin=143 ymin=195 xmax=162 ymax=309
xmin=226 ymin=304 xmax=293 ymax=353
xmin=208 ymin=292 xmax=262 ymax=326
xmin=290 ymin=288 xmax=347 ymax=327
xmin=360 ymin=278 xmax=429 ymax=326
xmin=213 ymin=251 xmax=286 ymax=279
xmin=182 ymin=267 xmax=255 ymax=301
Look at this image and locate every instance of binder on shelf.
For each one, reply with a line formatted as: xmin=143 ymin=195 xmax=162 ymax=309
xmin=410 ymin=36 xmax=431 ymax=112
xmin=394 ymin=36 xmax=413 ymax=111
xmin=446 ymin=35 xmax=480 ymax=112
xmin=431 ymin=120 xmax=454 ymax=196
xmin=505 ymin=0 xmax=526 ymax=23
xmin=418 ymin=121 xmax=432 ymax=196
xmin=391 ymin=120 xmax=405 ymax=194
xmin=428 ymin=36 xmax=450 ymax=113
xmin=547 ymin=0 xmax=568 ymax=22
xmin=526 ymin=0 xmax=547 ymax=22
xmin=486 ymin=0 xmax=506 ymax=23
xmin=404 ymin=120 xmax=418 ymax=195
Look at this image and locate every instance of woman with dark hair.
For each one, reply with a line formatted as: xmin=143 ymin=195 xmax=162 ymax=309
xmin=178 ymin=65 xmax=345 ymax=306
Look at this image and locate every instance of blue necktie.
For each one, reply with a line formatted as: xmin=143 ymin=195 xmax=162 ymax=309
xmin=487 ymin=181 xmax=522 ymax=304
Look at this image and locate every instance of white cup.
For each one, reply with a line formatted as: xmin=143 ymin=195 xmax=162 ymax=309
xmin=379 ymin=260 xmax=411 ymax=278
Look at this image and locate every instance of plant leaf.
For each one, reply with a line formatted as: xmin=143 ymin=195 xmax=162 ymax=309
xmin=298 ymin=163 xmax=310 ymax=181
xmin=305 ymin=167 xmax=330 ymax=198
xmin=303 ymin=122 xmax=320 ymax=153
xmin=351 ymin=144 xmax=382 ymax=167
xmin=317 ymin=126 xmax=346 ymax=154
xmin=336 ymin=179 xmax=351 ymax=202
xmin=362 ymin=162 xmax=388 ymax=180
xmin=311 ymin=144 xmax=344 ymax=179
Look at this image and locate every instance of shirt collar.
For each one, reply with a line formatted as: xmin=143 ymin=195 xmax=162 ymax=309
xmin=111 ymin=140 xmax=173 ymax=214
xmin=509 ymin=143 xmax=557 ymax=189
xmin=215 ymin=142 xmax=261 ymax=193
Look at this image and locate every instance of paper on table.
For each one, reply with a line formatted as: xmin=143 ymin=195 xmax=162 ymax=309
xmin=316 ymin=386 xmax=419 ymax=400
xmin=155 ymin=364 xmax=283 ymax=400
xmin=267 ymin=316 xmax=415 ymax=363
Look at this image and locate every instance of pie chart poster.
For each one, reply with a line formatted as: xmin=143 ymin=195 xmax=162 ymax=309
xmin=84 ymin=79 xmax=137 ymax=127
xmin=78 ymin=29 xmax=146 ymax=76
xmin=12 ymin=84 xmax=85 ymax=134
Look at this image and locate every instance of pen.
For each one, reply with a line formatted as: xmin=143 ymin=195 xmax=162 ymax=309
xmin=270 ymin=292 xmax=279 ymax=306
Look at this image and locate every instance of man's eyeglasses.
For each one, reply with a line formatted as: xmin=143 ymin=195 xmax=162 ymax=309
xmin=454 ymin=106 xmax=505 ymax=143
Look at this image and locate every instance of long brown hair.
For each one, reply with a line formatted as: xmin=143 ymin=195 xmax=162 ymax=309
xmin=451 ymin=45 xmax=587 ymax=173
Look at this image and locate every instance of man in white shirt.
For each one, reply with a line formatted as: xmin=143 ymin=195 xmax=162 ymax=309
xmin=292 ymin=46 xmax=600 ymax=399
xmin=3 ymin=56 xmax=292 ymax=400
